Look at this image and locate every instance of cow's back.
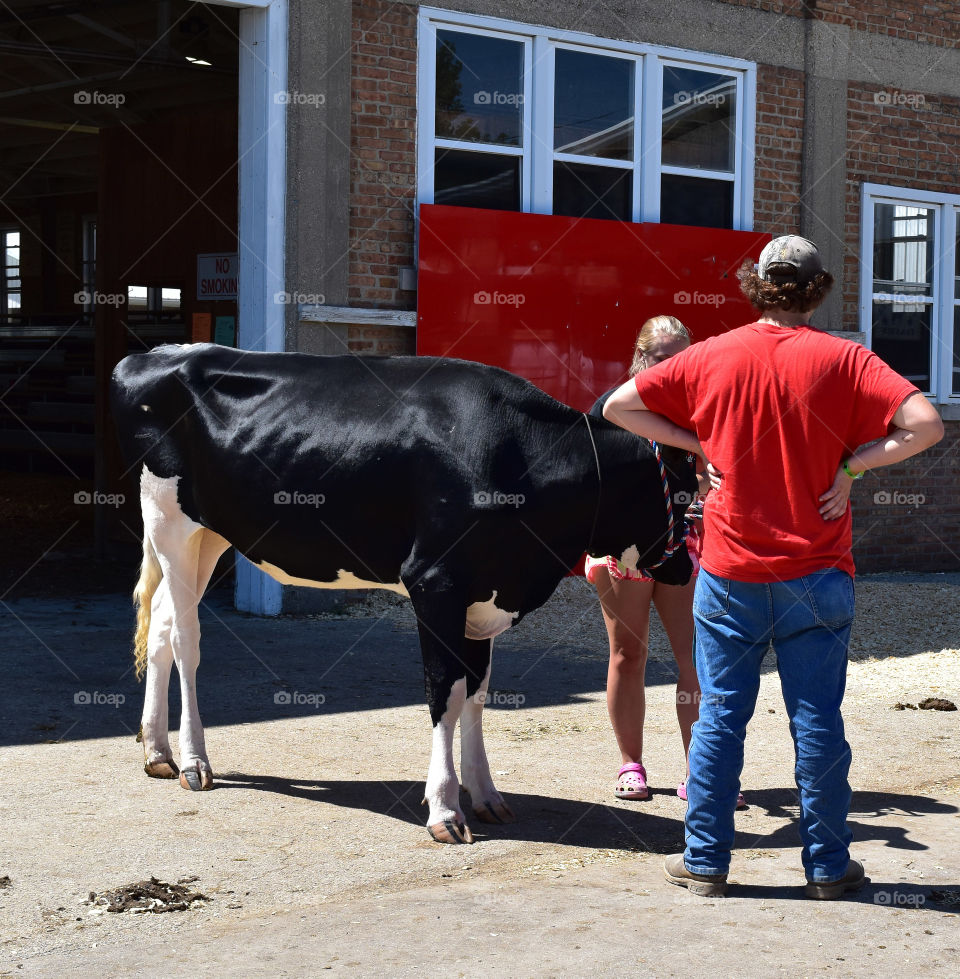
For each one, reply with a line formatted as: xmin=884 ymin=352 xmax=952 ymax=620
xmin=111 ymin=344 xmax=587 ymax=590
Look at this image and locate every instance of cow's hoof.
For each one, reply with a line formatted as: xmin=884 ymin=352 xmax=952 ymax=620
xmin=179 ymin=762 xmax=213 ymax=791
xmin=144 ymin=759 xmax=180 ymax=779
xmin=428 ymin=819 xmax=474 ymax=844
xmin=472 ymin=799 xmax=516 ymax=824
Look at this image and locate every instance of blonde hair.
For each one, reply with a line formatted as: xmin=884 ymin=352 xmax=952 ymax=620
xmin=628 ymin=315 xmax=691 ymax=376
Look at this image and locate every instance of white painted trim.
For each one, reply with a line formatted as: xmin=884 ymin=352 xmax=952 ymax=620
xmin=419 ymin=6 xmax=755 ymax=71
xmin=231 ymin=0 xmax=288 ymax=615
xmin=416 ymin=15 xmax=437 ymax=208
xmin=739 ymin=63 xmax=757 ymax=230
xmin=554 ymin=152 xmax=634 ymax=169
xmin=299 ymin=305 xmax=417 ymax=327
xmin=938 ymin=206 xmax=958 ymax=400
xmin=639 ymin=54 xmax=661 ymax=223
xmin=236 ymin=1 xmax=287 ymax=353
xmin=520 ymin=36 xmax=534 ymax=212
xmin=417 ymin=7 xmax=756 ymax=229
xmin=434 ymin=139 xmax=524 ymax=157
xmin=661 ymin=165 xmax=736 ymax=181
xmin=208 ymin=0 xmax=271 ymax=7
xmin=859 ymin=183 xmax=875 ymax=352
xmin=859 ymin=183 xmax=960 ymax=403
xmin=863 ymin=181 xmax=960 ymax=208
xmin=529 ymin=34 xmax=554 ymax=215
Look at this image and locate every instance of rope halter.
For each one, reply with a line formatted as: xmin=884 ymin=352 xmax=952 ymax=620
xmin=639 ymin=440 xmax=689 ymax=577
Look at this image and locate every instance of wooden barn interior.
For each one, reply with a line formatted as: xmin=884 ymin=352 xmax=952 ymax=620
xmin=0 ymin=1 xmax=239 ymax=580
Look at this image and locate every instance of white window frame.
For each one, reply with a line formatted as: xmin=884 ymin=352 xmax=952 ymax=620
xmin=2 ymin=226 xmax=21 ymax=316
xmin=417 ymin=7 xmax=756 ymax=229
xmin=860 ymin=182 xmax=959 ymax=404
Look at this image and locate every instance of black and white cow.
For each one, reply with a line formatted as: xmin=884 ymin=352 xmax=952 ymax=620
xmin=110 ymin=343 xmax=695 ymax=843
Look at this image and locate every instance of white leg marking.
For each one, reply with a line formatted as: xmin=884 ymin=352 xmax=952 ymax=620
xmin=140 ymin=468 xmax=215 ymax=788
xmin=424 ymin=677 xmax=468 ymax=833
xmin=140 ymin=577 xmax=175 ymax=769
xmin=460 ymin=643 xmax=515 ymax=824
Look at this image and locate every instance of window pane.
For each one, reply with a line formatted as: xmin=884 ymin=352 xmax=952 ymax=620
xmin=434 ymin=149 xmax=520 ymax=210
xmin=6 ymin=246 xmax=19 ymax=268
xmin=553 ymin=162 xmax=631 ymax=221
xmin=871 ymin=299 xmax=931 ymax=390
xmin=128 ymin=285 xmax=148 ymax=310
xmin=662 ymin=67 xmax=736 ymax=171
xmin=554 ymin=49 xmax=634 ymax=160
xmin=872 ymin=203 xmax=934 ymax=291
xmin=161 ymin=288 xmax=181 ymax=310
xmin=870 ymin=202 xmax=934 ymax=388
xmin=435 ymin=30 xmax=524 ymax=146
xmin=660 ymin=174 xmax=733 ymax=228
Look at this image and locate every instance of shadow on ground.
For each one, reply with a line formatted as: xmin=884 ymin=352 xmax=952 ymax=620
xmin=0 ymin=590 xmax=683 ymax=747
xmin=211 ymin=774 xmax=957 ymax=863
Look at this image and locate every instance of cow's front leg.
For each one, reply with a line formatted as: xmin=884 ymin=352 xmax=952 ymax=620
xmin=424 ymin=676 xmax=473 ymax=843
xmin=408 ymin=572 xmax=474 ymax=843
xmin=460 ymin=638 xmax=516 ymax=825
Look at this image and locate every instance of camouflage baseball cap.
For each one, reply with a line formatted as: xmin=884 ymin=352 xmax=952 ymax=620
xmin=758 ymin=235 xmax=824 ymax=284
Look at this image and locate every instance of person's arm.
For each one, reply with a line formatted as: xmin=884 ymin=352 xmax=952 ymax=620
xmin=818 ymin=392 xmax=945 ymax=520
xmin=602 ymin=380 xmax=703 ymax=457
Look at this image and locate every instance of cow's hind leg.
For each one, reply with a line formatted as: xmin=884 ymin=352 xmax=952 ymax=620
xmin=140 ymin=528 xmax=228 ymax=782
xmin=140 ymin=571 xmax=177 ymax=778
xmin=460 ymin=639 xmax=516 ymax=825
xmin=172 ymin=528 xmax=229 ymax=790
xmin=142 ymin=469 xmax=228 ymax=790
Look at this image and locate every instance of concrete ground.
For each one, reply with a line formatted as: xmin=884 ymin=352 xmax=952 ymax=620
xmin=1 ymin=581 xmax=958 ymax=978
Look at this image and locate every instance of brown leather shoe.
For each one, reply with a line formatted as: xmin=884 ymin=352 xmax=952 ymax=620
xmin=805 ymin=859 xmax=866 ymax=900
xmin=663 ymin=853 xmax=728 ymax=897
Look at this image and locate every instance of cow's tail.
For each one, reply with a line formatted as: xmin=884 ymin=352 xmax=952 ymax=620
xmin=133 ymin=533 xmax=162 ymax=681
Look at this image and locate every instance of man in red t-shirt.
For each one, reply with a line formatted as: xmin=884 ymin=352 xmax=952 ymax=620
xmin=604 ymin=235 xmax=943 ymax=899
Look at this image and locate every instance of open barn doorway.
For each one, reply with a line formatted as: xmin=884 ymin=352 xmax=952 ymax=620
xmin=0 ymin=1 xmax=243 ymax=597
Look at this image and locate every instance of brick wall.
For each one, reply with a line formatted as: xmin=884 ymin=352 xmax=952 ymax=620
xmin=844 ymin=81 xmax=960 ymax=330
xmin=815 ymin=1 xmax=959 ymax=48
xmin=346 ymin=322 xmax=415 ymax=354
xmin=349 ymin=0 xmax=418 ymax=314
xmin=716 ymin=0 xmax=958 ymax=47
xmin=753 ymin=65 xmax=806 ymax=237
xmin=851 ymin=422 xmax=960 ymax=572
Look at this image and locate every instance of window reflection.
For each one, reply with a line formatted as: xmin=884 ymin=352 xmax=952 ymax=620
xmin=554 ymin=49 xmax=634 ymax=161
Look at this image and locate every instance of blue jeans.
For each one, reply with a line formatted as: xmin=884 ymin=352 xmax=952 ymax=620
xmin=685 ymin=567 xmax=855 ymax=882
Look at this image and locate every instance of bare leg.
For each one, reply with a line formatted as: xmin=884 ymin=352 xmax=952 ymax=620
xmin=595 ymin=568 xmax=654 ymax=766
xmin=652 ymin=576 xmax=699 ymax=777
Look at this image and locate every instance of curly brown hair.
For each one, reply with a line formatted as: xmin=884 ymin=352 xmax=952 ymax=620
xmin=737 ymin=259 xmax=835 ymax=313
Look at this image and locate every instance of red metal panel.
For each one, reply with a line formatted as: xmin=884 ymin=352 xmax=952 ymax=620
xmin=417 ymin=204 xmax=770 ymax=410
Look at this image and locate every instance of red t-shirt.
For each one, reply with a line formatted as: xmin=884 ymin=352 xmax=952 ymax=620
xmin=634 ymin=322 xmax=919 ymax=582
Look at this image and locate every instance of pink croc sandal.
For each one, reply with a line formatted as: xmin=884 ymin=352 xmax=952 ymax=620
xmin=678 ymin=781 xmax=747 ymax=810
xmin=615 ymin=762 xmax=649 ymax=800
